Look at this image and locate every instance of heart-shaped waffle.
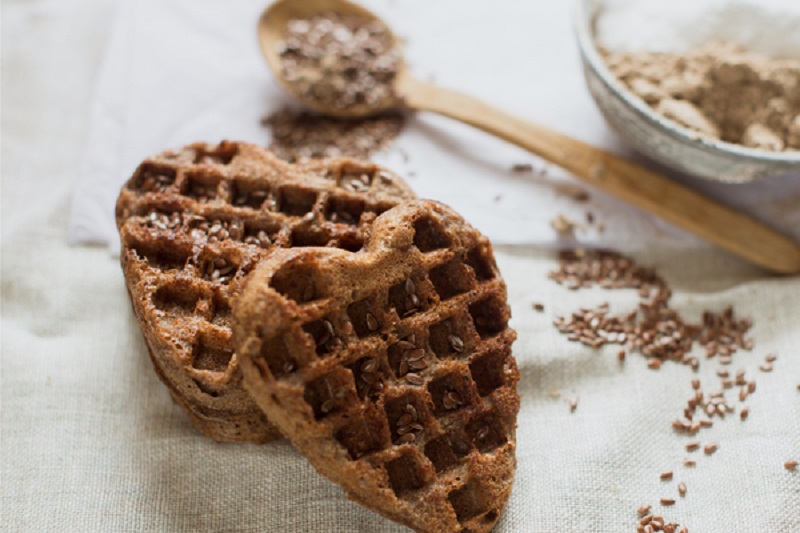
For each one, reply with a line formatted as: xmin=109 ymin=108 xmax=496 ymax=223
xmin=234 ymin=200 xmax=519 ymax=531
xmin=116 ymin=141 xmax=415 ymax=443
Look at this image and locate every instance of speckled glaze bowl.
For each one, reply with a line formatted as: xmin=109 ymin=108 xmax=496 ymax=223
xmin=573 ymin=0 xmax=800 ymax=183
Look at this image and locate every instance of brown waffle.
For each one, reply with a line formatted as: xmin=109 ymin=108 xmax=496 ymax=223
xmin=116 ymin=140 xmax=416 ymax=443
xmin=233 ymin=200 xmax=519 ymax=531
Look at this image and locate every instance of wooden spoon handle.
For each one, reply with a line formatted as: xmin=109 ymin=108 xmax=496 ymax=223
xmin=397 ymin=76 xmax=800 ymax=274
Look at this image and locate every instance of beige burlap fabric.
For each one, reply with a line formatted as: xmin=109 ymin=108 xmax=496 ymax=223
xmin=4 ymin=219 xmax=799 ymax=532
xmin=2 ymin=1 xmax=798 ymax=531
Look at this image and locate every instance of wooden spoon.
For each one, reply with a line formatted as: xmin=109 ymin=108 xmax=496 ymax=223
xmin=257 ymin=0 xmax=800 ymax=274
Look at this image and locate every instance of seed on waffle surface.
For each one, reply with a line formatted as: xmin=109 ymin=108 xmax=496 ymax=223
xmin=116 ymin=141 xmax=416 ymax=444
xmin=234 ymin=200 xmax=519 ymax=533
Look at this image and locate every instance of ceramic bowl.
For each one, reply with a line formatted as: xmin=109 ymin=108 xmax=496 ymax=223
xmin=573 ymin=0 xmax=800 ymax=183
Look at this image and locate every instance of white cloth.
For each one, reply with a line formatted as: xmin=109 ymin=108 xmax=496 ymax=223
xmin=3 ymin=1 xmax=799 ymax=532
xmin=66 ymin=0 xmax=800 ymax=254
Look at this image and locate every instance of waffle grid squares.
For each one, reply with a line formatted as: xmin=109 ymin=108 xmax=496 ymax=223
xmin=252 ymin=232 xmax=515 ymax=524
xmin=122 ymin=144 xmax=413 ymax=382
xmin=117 ymin=142 xmax=414 ymax=443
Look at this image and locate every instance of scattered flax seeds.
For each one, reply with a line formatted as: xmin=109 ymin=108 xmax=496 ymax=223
xmin=263 ymin=109 xmax=405 ymax=162
xmin=638 ymin=514 xmax=683 ymax=533
xmin=549 ymin=250 xmax=753 ymax=368
xmin=533 ymin=303 xmax=545 ymax=312
xmin=785 ymin=461 xmax=798 ymax=471
xmin=548 ymin=249 xmax=776 ymax=533
xmin=277 ymin=12 xmax=400 ymax=112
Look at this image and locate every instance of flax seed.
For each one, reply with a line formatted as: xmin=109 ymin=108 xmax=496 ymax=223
xmin=704 ymin=443 xmax=718 ymax=455
xmin=785 ymin=461 xmax=798 ymax=470
xmin=686 ymin=441 xmax=700 ymax=452
xmin=320 ymin=399 xmax=336 ymax=414
xmin=449 ymin=334 xmax=465 ymax=353
xmin=660 ymin=471 xmax=673 ymax=480
xmin=365 ymin=312 xmax=379 ymax=332
xmin=637 ymin=505 xmax=652 ymax=516
xmin=405 ymin=373 xmax=424 ymax=386
xmin=677 ymin=481 xmax=686 ymax=496
xmin=361 ymin=359 xmax=378 ymax=373
xmin=397 ymin=433 xmax=415 ymax=444
xmin=740 ymin=407 xmax=749 ymax=420
xmin=738 ymin=386 xmax=748 ymax=402
xmin=672 ymin=419 xmax=689 ymax=432
xmin=396 ymin=340 xmax=415 ymax=351
xmin=660 ymin=498 xmax=675 ymax=506
xmin=568 ymin=397 xmax=579 ymax=412
xmin=442 ymin=390 xmax=464 ymax=410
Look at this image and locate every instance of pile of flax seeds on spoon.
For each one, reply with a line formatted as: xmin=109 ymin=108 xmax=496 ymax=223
xmin=277 ymin=11 xmax=401 ymax=112
xmin=263 ymin=11 xmax=406 ymax=163
xmin=547 ymin=249 xmax=794 ymax=533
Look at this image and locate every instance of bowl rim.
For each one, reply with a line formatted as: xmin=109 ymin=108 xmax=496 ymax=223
xmin=572 ymin=0 xmax=800 ymax=166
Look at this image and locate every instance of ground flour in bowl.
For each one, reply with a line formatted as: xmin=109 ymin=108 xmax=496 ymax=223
xmin=594 ymin=0 xmax=800 ymax=152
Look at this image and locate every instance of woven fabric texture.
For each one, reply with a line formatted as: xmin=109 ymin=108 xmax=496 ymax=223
xmin=2 ymin=0 xmax=799 ymax=532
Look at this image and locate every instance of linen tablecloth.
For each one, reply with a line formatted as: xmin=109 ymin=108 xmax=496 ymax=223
xmin=2 ymin=1 xmax=798 ymax=532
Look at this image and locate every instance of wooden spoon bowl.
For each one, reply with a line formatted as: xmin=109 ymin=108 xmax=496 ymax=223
xmin=258 ymin=0 xmax=403 ymax=118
